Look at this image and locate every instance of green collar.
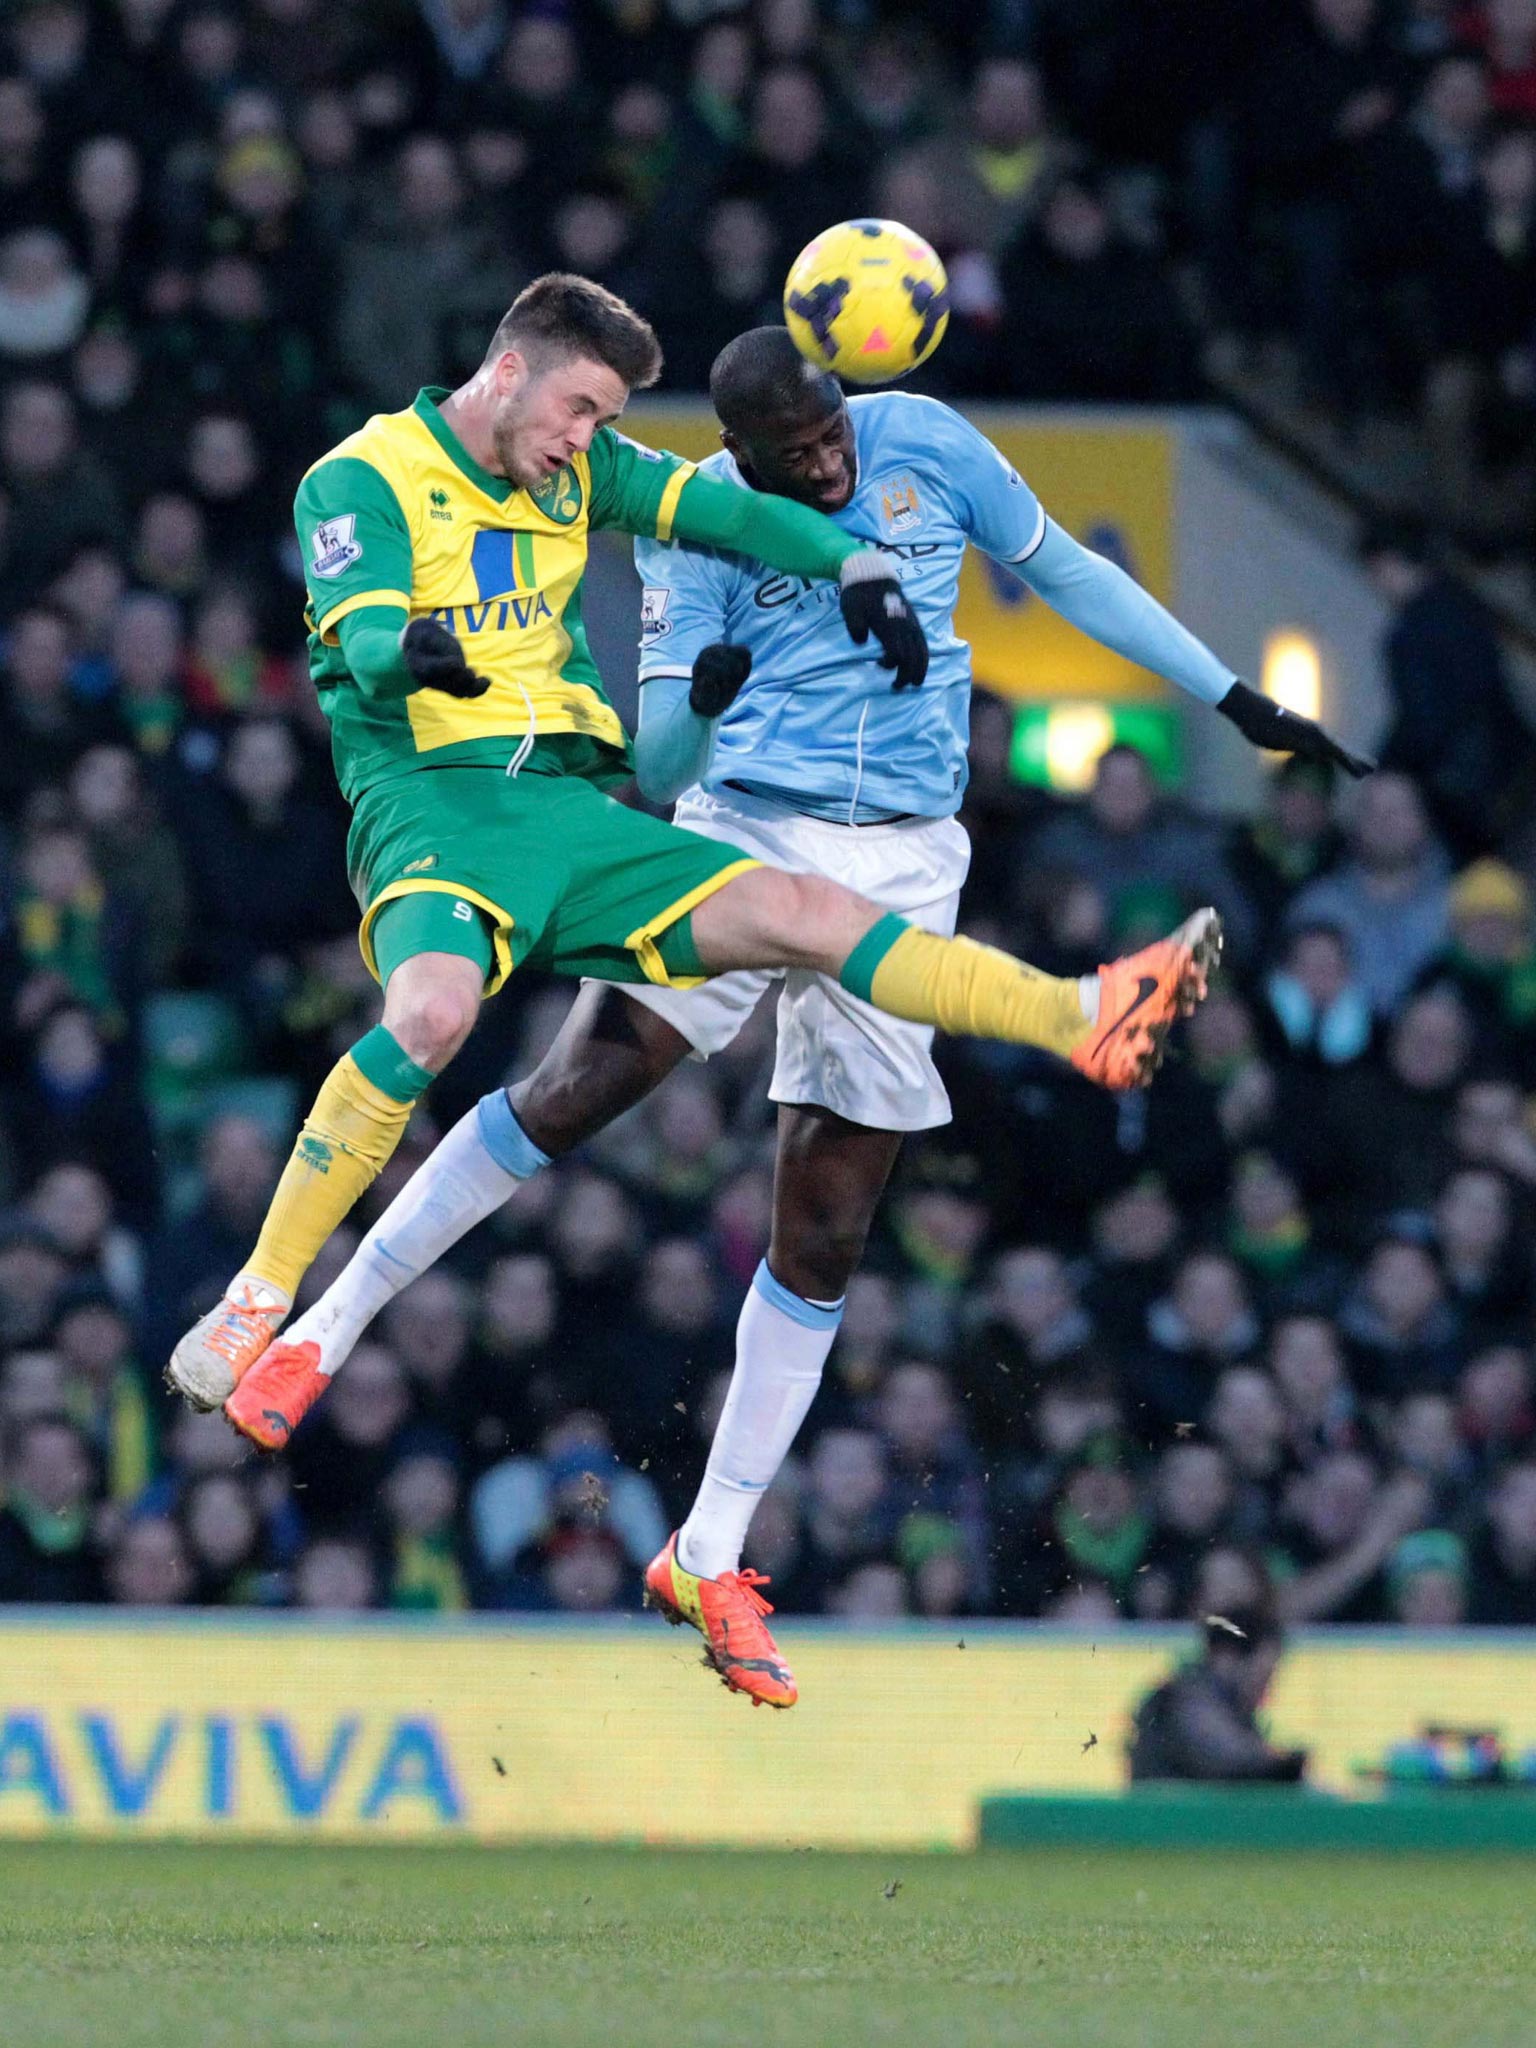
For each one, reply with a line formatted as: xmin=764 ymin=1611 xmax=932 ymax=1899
xmin=413 ymin=386 xmax=513 ymax=504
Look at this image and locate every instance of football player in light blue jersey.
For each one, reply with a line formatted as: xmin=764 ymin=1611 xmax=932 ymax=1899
xmin=630 ymin=378 xmax=1233 ymax=826
xmin=248 ymin=328 xmax=1366 ymax=1710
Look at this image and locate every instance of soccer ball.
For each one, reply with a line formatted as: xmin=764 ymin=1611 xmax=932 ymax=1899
xmin=783 ymin=219 xmax=950 ymax=385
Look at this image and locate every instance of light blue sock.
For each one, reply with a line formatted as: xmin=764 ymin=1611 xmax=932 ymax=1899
xmin=678 ymin=1260 xmax=844 ymax=1578
xmin=297 ymin=1092 xmax=551 ymax=1354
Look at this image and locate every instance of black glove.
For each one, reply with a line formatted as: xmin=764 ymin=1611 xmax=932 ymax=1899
xmin=399 ymin=618 xmax=491 ymax=699
xmin=1217 ymin=679 xmax=1374 ymax=778
xmin=839 ymin=557 xmax=929 ymax=691
xmin=689 ymin=642 xmax=752 ymax=718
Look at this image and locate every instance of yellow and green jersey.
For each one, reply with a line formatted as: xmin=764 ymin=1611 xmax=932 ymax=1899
xmin=296 ymin=388 xmax=698 ymax=799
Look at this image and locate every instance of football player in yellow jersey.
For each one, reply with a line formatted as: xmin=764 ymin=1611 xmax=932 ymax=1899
xmin=168 ymin=272 xmax=1221 ymax=1417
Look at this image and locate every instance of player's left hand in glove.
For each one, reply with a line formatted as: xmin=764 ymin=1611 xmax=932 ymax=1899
xmin=689 ymin=642 xmax=752 ymax=718
xmin=839 ymin=552 xmax=929 ymax=691
xmin=399 ymin=618 xmax=491 ymax=699
xmin=1217 ymin=679 xmax=1374 ymax=778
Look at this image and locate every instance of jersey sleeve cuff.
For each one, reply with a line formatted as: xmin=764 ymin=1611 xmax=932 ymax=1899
xmin=638 ymin=665 xmax=694 ymax=684
xmin=314 ymin=587 xmax=413 ymax=644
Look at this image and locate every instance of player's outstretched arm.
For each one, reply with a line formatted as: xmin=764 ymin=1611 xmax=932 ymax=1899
xmin=633 ymin=645 xmax=751 ymax=804
xmin=1017 ymin=521 xmax=1372 ymax=776
xmin=329 ymin=610 xmax=490 ymax=701
xmin=669 ymin=473 xmax=928 ymax=690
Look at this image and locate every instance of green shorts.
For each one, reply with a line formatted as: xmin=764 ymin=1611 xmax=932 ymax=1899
xmin=348 ymin=763 xmax=758 ymax=997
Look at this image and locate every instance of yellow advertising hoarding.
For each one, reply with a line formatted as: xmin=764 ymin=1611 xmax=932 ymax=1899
xmin=629 ymin=404 xmax=1175 ymax=705
xmin=3 ymin=1617 xmax=1534 ymax=1849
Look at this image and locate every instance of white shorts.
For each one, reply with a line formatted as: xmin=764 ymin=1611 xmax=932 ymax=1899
xmin=615 ymin=787 xmax=970 ymax=1133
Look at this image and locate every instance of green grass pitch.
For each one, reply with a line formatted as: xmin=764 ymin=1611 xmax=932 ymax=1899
xmin=1 ymin=1841 xmax=1533 ymax=2047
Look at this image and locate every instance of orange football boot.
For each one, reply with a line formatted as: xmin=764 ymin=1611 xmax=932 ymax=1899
xmin=224 ymin=1339 xmax=329 ymax=1451
xmin=1071 ymin=907 xmax=1223 ymax=1090
xmin=644 ymin=1533 xmax=798 ymax=1708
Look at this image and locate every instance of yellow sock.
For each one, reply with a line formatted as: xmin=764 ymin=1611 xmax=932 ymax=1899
xmin=248 ymin=1029 xmax=433 ymax=1298
xmin=840 ymin=914 xmax=1090 ymax=1059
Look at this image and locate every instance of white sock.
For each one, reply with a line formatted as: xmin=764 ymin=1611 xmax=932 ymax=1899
xmin=292 ymin=1091 xmax=550 ymax=1374
xmin=677 ymin=1259 xmax=843 ymax=1580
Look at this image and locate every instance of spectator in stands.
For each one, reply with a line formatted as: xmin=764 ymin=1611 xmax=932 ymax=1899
xmin=1423 ymin=860 xmax=1536 ymax=1080
xmin=132 ymin=495 xmax=209 ymax=606
xmin=335 ymin=133 xmax=517 ymax=410
xmin=469 ymin=1411 xmax=667 ymax=1605
xmin=29 ymin=1161 xmax=139 ymax=1303
xmin=996 ymin=174 xmax=1197 ymax=404
xmin=1459 ymin=0 xmax=1536 ymax=121
xmin=1261 ymin=922 xmax=1373 ymax=1071
xmin=1458 ymin=1344 xmax=1536 ymax=1472
xmin=0 ymin=603 xmax=119 ymax=817
xmin=1386 ymin=1526 xmax=1469 ymax=1623
xmin=1136 ymin=1441 xmax=1238 ymax=1620
xmin=1132 ymin=1252 xmax=1263 ymax=1439
xmin=292 ymin=1534 xmax=378 ymax=1611
xmin=0 ymin=380 xmax=123 ymax=613
xmin=1084 ymin=1177 xmax=1182 ymax=1352
xmin=0 ymin=1414 xmax=102 ymax=1600
xmin=52 ymin=1283 xmax=153 ymax=1504
xmin=877 ymin=1361 xmax=988 ymax=1596
xmin=1434 ymin=1165 xmax=1531 ymax=1336
xmin=793 ymin=1427 xmax=892 ymax=1610
xmin=382 ymin=1271 xmax=477 ymax=1438
xmin=68 ymin=744 xmax=187 ymax=988
xmin=920 ymin=57 xmax=1066 ymax=258
xmin=106 ymin=1513 xmax=193 ymax=1605
xmin=1276 ymin=1454 xmax=1430 ymax=1621
xmin=1206 ymin=1367 xmax=1289 ymax=1533
xmin=746 ymin=66 xmax=862 ymax=266
xmin=182 ymin=717 xmax=352 ymax=990
xmin=103 ymin=592 xmax=185 ymax=757
xmin=1031 ymin=744 xmax=1255 ymax=960
xmin=1364 ymin=523 xmax=1532 ymax=851
xmin=182 ymin=584 xmax=296 ymax=719
xmin=66 ymin=135 xmax=149 ymax=313
xmin=381 ymin=1446 xmax=469 ymax=1611
xmin=1468 ymin=1458 xmax=1536 ymax=1620
xmin=1340 ymin=1224 xmax=1464 ymax=1397
xmin=1289 ymin=773 xmax=1451 ymax=1015
xmin=1321 ymin=986 xmax=1472 ymax=1221
xmin=468 ymin=1252 xmax=565 ymax=1456
xmin=0 ymin=227 xmax=91 ymax=363
xmin=1270 ymin=1314 xmax=1359 ymax=1462
xmin=143 ymin=1115 xmax=278 ymax=1367
xmin=1226 ymin=759 xmax=1345 ymax=941
xmin=181 ymin=1470 xmax=267 ymax=1605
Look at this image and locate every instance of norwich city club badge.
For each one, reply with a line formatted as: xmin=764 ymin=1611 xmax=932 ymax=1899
xmin=532 ymin=464 xmax=583 ymax=525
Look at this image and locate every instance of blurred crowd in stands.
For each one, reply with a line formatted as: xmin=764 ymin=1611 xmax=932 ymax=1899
xmin=4 ymin=0 xmax=1536 ymax=1625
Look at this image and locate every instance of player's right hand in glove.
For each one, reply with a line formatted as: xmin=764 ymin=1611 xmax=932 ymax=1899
xmin=1217 ymin=679 xmax=1373 ymax=778
xmin=689 ymin=643 xmax=752 ymax=718
xmin=839 ymin=552 xmax=929 ymax=691
xmin=399 ymin=618 xmax=491 ymax=699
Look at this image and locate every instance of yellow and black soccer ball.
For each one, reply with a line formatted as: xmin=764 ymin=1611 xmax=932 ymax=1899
xmin=783 ymin=218 xmax=950 ymax=385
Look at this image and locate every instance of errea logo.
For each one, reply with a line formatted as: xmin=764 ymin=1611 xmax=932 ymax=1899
xmin=429 ymin=489 xmax=452 ymax=522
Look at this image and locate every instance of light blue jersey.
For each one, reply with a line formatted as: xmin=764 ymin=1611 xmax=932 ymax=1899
xmin=635 ymin=393 xmax=1042 ymax=822
xmin=633 ymin=392 xmax=1235 ymax=824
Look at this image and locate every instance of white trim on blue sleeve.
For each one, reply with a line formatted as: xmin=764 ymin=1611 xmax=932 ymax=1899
xmin=1002 ymin=500 xmax=1048 ymax=565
